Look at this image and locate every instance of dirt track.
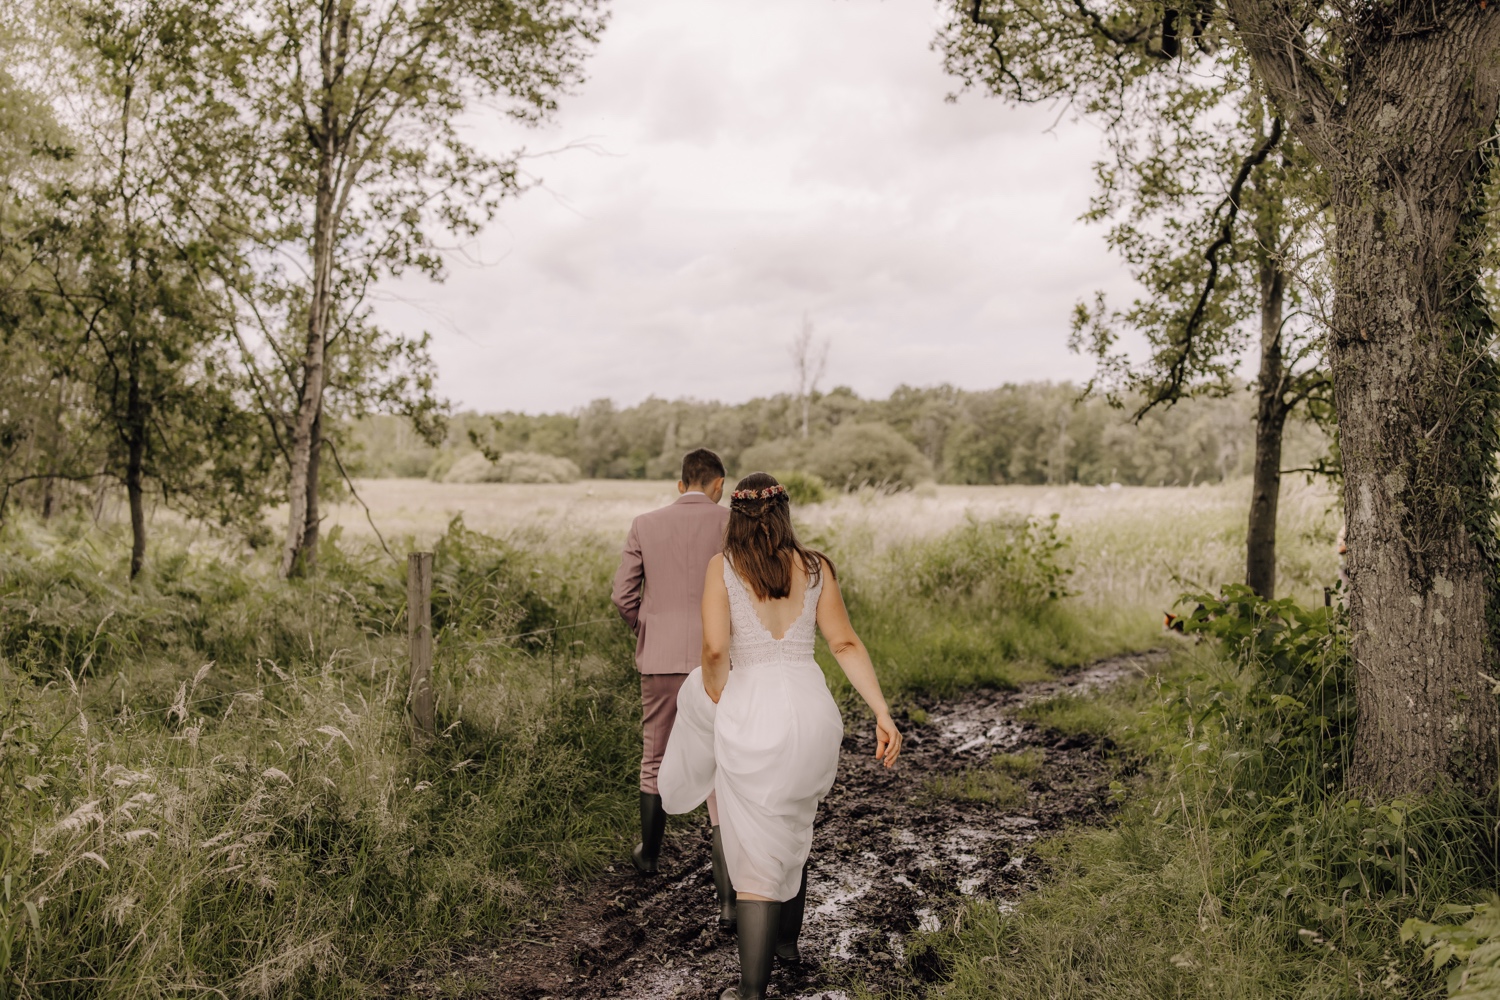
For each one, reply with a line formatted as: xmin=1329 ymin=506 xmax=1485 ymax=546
xmin=414 ymin=650 xmax=1167 ymax=999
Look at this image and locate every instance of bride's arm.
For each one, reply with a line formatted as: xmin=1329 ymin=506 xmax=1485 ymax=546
xmin=701 ymin=554 xmax=732 ymax=703
xmin=816 ymin=571 xmax=902 ymax=768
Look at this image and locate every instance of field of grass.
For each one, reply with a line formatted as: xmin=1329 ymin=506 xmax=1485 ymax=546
xmin=327 ymin=476 xmax=1343 ymax=610
xmin=0 ymin=478 xmax=1350 ymax=997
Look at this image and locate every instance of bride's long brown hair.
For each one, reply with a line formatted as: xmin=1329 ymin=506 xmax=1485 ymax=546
xmin=723 ymin=472 xmax=834 ymax=600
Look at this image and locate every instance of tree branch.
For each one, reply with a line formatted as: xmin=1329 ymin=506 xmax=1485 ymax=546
xmin=1137 ymin=117 xmax=1284 ymax=419
xmin=323 ymin=436 xmax=394 ymax=560
xmin=1066 ymin=0 xmax=1158 ymax=46
xmin=1222 ymin=0 xmax=1339 ymax=158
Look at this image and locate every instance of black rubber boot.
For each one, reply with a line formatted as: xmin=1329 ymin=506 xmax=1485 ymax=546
xmin=720 ymin=899 xmax=781 ymax=1000
xmin=776 ymin=862 xmax=809 ymax=962
xmin=632 ymin=792 xmax=666 ymax=874
xmin=712 ymin=826 xmax=737 ymax=931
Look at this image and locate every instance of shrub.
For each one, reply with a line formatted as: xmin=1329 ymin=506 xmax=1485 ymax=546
xmin=807 ymin=422 xmax=932 ymax=491
xmin=924 ymin=593 xmax=1498 ymax=999
xmin=774 ymin=470 xmax=828 ymax=506
xmin=426 ymin=448 xmax=463 ymax=481
xmin=0 ymin=515 xmax=641 ymax=997
xmin=441 ymin=451 xmax=581 ymax=484
xmin=493 ymin=451 xmax=582 ymax=483
xmin=442 ymin=450 xmax=494 ymax=482
xmin=1404 ymin=898 xmax=1500 ymax=997
xmin=897 ymin=514 xmax=1073 ymax=610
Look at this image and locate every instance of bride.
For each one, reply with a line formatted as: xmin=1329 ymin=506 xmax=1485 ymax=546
xmin=659 ymin=471 xmax=902 ymax=1000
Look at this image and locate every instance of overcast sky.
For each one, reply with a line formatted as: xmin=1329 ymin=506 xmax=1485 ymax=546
xmin=374 ymin=0 xmax=1142 ymax=414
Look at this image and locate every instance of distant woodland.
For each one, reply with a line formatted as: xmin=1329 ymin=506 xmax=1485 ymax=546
xmin=346 ymin=382 xmax=1330 ymax=489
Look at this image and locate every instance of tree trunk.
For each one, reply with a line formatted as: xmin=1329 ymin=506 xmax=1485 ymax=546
xmin=125 ymin=386 xmax=147 ymax=580
xmin=280 ymin=93 xmax=339 ymax=578
xmin=1246 ymin=228 xmax=1287 ymax=600
xmin=301 ymin=407 xmax=322 ymax=566
xmin=41 ymin=378 xmax=65 ymax=521
xmin=1233 ymin=5 xmax=1500 ymax=795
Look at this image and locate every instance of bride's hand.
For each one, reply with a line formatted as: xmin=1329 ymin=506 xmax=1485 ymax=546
xmin=875 ymin=713 xmax=902 ymax=768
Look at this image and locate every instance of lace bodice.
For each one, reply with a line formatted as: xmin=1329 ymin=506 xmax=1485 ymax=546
xmin=724 ymin=556 xmax=822 ymax=668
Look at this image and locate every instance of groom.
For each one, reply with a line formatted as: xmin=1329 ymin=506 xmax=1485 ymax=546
xmin=611 ymin=448 xmax=736 ymax=927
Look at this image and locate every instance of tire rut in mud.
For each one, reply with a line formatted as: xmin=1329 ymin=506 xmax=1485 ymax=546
xmin=413 ymin=650 xmax=1168 ymax=999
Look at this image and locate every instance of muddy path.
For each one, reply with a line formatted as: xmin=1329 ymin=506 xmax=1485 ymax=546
xmin=416 ymin=650 xmax=1168 ymax=999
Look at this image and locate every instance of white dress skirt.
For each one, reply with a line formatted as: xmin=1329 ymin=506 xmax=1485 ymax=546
xmin=658 ymin=557 xmax=844 ymax=901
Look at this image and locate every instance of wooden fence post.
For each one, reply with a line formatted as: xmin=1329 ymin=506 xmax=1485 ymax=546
xmin=408 ymin=551 xmax=434 ymax=736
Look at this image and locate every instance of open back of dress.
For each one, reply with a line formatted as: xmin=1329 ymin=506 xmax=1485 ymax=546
xmin=658 ymin=556 xmax=844 ymax=901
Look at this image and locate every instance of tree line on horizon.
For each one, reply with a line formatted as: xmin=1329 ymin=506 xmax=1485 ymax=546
xmin=347 ymin=381 xmax=1330 ymax=490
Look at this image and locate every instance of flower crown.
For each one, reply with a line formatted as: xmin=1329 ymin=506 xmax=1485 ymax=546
xmin=730 ymin=484 xmax=788 ymax=503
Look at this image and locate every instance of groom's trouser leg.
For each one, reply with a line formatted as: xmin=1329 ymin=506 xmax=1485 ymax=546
xmin=637 ymin=673 xmax=688 ymax=870
xmin=640 ymin=672 xmax=720 ymax=824
xmin=640 ymin=672 xmax=688 ymax=795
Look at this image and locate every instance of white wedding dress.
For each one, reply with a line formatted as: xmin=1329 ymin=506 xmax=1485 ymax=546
xmin=658 ymin=557 xmax=844 ymax=901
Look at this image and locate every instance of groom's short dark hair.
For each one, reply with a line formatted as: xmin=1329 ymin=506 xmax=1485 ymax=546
xmin=682 ymin=448 xmax=725 ymax=488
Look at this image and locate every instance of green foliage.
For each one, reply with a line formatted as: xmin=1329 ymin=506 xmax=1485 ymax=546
xmin=926 ymin=749 xmax=1044 ymax=807
xmin=440 ymin=450 xmax=581 ymax=484
xmin=743 ymin=423 xmax=933 ymax=491
xmin=1174 ymin=582 xmax=1354 ymax=792
xmin=807 ymin=421 xmax=934 ymax=491
xmin=774 ymin=469 xmax=828 ymax=506
xmin=904 ymin=514 xmax=1072 ymax=606
xmin=922 ymin=586 xmax=1499 ymax=998
xmin=991 ymin=747 xmax=1045 ymax=776
xmin=0 ymin=0 xmax=280 ymax=573
xmin=348 ymin=382 xmax=1330 ymax=488
xmin=1015 ymin=691 xmax=1124 ymax=738
xmin=817 ymin=515 xmax=1152 ymax=700
xmin=0 ymin=514 xmax=639 ymax=996
xmin=925 ymin=765 xmax=1028 ymax=807
xmin=1403 ymin=899 xmax=1500 ymax=998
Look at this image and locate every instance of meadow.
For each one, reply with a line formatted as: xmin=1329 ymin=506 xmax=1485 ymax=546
xmin=0 ymin=477 xmax=1371 ymax=997
xmin=324 ymin=477 xmax=1344 ymax=612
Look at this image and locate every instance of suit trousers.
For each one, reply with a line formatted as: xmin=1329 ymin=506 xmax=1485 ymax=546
xmin=641 ymin=672 xmax=718 ymax=826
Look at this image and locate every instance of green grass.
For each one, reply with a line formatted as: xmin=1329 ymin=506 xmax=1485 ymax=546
xmin=924 ymin=751 xmax=1043 ymax=808
xmin=0 ymin=483 xmax=1389 ymax=998
xmin=0 ymin=503 xmax=1162 ymax=997
xmin=812 ymin=515 xmax=1164 ymax=705
xmin=0 ymin=515 xmax=646 ymax=997
xmin=916 ymin=623 xmax=1500 ymax=1000
xmin=1015 ymin=690 xmax=1133 ymax=739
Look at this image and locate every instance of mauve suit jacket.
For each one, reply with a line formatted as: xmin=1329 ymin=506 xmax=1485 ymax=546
xmin=611 ymin=492 xmax=730 ymax=675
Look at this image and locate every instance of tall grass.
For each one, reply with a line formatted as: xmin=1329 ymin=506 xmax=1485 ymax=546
xmin=812 ymin=514 xmax=1161 ymax=700
xmin=0 ymin=514 xmax=642 ymax=997
xmin=0 ymin=481 xmax=1352 ymax=996
xmin=923 ymin=588 xmax=1500 ymax=999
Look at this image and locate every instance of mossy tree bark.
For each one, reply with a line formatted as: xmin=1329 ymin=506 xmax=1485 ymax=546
xmin=1230 ymin=0 xmax=1500 ymax=794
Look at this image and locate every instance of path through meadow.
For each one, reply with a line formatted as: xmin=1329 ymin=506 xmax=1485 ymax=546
xmin=394 ymin=649 xmax=1168 ymax=999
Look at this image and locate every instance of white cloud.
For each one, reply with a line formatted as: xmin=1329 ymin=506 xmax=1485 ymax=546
xmin=372 ymin=0 xmax=1140 ymax=413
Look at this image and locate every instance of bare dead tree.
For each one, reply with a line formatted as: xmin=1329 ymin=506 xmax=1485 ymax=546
xmin=789 ymin=314 xmax=829 ymax=439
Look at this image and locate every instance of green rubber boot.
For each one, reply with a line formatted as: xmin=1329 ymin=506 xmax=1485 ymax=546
xmin=776 ymin=862 xmax=809 ymax=962
xmin=719 ymin=899 xmax=780 ymax=1000
xmin=712 ymin=826 xmax=737 ymax=931
xmin=631 ymin=792 xmax=666 ymax=874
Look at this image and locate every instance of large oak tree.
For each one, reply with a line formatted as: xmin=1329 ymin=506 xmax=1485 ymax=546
xmin=942 ymin=0 xmax=1500 ymax=795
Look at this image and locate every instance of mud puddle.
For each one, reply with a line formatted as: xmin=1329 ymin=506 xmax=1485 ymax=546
xmin=407 ymin=650 xmax=1168 ymax=998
